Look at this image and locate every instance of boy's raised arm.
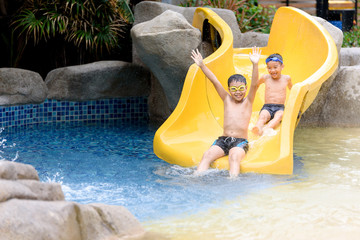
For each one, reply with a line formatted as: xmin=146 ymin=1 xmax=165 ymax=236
xmin=247 ymin=46 xmax=261 ymax=103
xmin=191 ymin=49 xmax=228 ymax=101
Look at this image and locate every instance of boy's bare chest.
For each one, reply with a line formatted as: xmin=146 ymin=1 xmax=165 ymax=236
xmin=265 ymin=78 xmax=288 ymax=89
xmin=224 ymin=99 xmax=249 ymax=116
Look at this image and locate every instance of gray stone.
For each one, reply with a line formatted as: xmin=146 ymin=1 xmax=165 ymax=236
xmin=0 ymin=161 xmax=39 ymax=180
xmin=0 ymin=68 xmax=47 ymax=106
xmin=18 ymin=180 xmax=64 ymax=201
xmin=131 ymin=10 xmax=201 ymax=111
xmin=0 ymin=179 xmax=64 ymax=202
xmin=148 ymin=74 xmax=172 ymax=124
xmin=339 ymin=47 xmax=360 ymax=66
xmin=0 ymin=199 xmax=148 ymax=240
xmin=321 ymin=66 xmax=360 ymax=127
xmin=0 ymin=180 xmax=37 ymax=202
xmin=133 ymin=1 xmax=242 ymax=47
xmin=45 ymin=61 xmax=151 ymax=101
xmin=238 ymin=32 xmax=269 ymax=48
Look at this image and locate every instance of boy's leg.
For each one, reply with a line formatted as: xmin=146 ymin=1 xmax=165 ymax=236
xmin=228 ymin=147 xmax=246 ymax=177
xmin=265 ymin=110 xmax=283 ymax=130
xmin=252 ymin=110 xmax=271 ymax=135
xmin=196 ymin=145 xmax=225 ymax=174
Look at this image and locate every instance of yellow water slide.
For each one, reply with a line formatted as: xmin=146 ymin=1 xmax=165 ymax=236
xmin=153 ymin=7 xmax=338 ymax=174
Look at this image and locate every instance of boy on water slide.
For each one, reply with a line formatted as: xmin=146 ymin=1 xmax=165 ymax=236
xmin=191 ymin=47 xmax=261 ymax=177
xmin=252 ymin=53 xmax=293 ymax=136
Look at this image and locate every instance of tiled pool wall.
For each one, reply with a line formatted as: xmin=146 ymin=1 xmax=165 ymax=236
xmin=0 ymin=97 xmax=149 ymax=129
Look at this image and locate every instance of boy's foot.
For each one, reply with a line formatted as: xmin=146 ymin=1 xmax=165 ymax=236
xmin=262 ymin=127 xmax=277 ymax=136
xmin=251 ymin=126 xmax=263 ymax=136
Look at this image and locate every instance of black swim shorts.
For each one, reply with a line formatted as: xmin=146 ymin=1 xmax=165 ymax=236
xmin=261 ymin=104 xmax=285 ymax=120
xmin=212 ymin=136 xmax=249 ymax=155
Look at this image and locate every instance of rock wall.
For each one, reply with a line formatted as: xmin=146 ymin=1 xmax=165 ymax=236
xmin=0 ymin=68 xmax=47 ymax=106
xmin=0 ymin=161 xmax=160 ymax=240
xmin=131 ymin=10 xmax=202 ymax=122
xmin=46 ymin=61 xmax=151 ymax=101
xmin=316 ymin=48 xmax=360 ymax=127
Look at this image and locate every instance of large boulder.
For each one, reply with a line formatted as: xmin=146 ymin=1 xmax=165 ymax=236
xmin=339 ymin=47 xmax=360 ymax=66
xmin=320 ymin=64 xmax=360 ymax=127
xmin=239 ymin=32 xmax=269 ymax=48
xmin=0 ymin=161 xmax=39 ymax=180
xmin=45 ymin=61 xmax=151 ymax=101
xmin=133 ymin=1 xmax=242 ymax=48
xmin=0 ymin=68 xmax=47 ymax=106
xmin=0 ymin=199 xmax=148 ymax=240
xmin=131 ymin=10 xmax=202 ymax=122
xmin=0 ymin=161 xmax=162 ymax=239
xmin=0 ymin=179 xmax=64 ymax=202
xmin=0 ymin=161 xmax=64 ymax=202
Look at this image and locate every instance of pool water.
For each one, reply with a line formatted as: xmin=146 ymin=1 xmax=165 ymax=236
xmin=2 ymin=124 xmax=360 ymax=239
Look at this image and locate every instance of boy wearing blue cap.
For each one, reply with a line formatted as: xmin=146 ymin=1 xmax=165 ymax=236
xmin=252 ymin=53 xmax=293 ymax=136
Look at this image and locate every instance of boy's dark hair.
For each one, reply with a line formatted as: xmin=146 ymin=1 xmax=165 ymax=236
xmin=266 ymin=53 xmax=283 ymax=65
xmin=228 ymin=74 xmax=246 ymax=87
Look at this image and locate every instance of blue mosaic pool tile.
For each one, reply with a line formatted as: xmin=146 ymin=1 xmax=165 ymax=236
xmin=0 ymin=97 xmax=149 ymax=129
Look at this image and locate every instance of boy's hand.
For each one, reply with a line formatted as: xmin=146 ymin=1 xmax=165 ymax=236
xmin=191 ymin=49 xmax=204 ymax=66
xmin=249 ymin=46 xmax=261 ymax=65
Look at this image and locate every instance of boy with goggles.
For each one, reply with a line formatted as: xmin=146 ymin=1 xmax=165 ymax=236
xmin=251 ymin=53 xmax=293 ymax=136
xmin=191 ymin=47 xmax=261 ymax=177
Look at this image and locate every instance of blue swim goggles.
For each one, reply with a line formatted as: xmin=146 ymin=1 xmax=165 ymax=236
xmin=266 ymin=57 xmax=283 ymax=64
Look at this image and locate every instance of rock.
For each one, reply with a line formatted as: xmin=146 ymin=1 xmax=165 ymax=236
xmin=17 ymin=180 xmax=64 ymax=201
xmin=0 ymin=161 xmax=39 ymax=180
xmin=0 ymin=161 xmax=64 ymax=202
xmin=320 ymin=66 xmax=360 ymax=127
xmin=238 ymin=32 xmax=269 ymax=48
xmin=0 ymin=68 xmax=47 ymax=106
xmin=339 ymin=47 xmax=360 ymax=66
xmin=133 ymin=1 xmax=242 ymax=48
xmin=0 ymin=179 xmax=37 ymax=202
xmin=0 ymin=199 xmax=147 ymax=240
xmin=148 ymin=75 xmax=172 ymax=125
xmin=45 ymin=61 xmax=151 ymax=101
xmin=131 ymin=10 xmax=202 ymax=112
xmin=0 ymin=179 xmax=64 ymax=202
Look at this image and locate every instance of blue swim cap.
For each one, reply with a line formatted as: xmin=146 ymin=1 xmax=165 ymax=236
xmin=266 ymin=57 xmax=283 ymax=64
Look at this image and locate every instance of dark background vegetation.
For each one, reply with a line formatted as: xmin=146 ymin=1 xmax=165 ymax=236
xmin=1 ymin=0 xmax=357 ymax=80
xmin=0 ymin=0 xmax=137 ymax=78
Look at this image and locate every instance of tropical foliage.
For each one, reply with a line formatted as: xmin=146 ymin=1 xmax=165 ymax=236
xmin=13 ymin=0 xmax=133 ymax=55
xmin=0 ymin=0 xmax=134 ymax=76
xmin=182 ymin=0 xmax=275 ymax=33
xmin=343 ymin=25 xmax=360 ymax=47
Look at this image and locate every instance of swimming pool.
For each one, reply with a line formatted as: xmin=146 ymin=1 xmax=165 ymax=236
xmin=2 ymin=124 xmax=360 ymax=239
xmin=1 ymin=121 xmax=302 ymax=221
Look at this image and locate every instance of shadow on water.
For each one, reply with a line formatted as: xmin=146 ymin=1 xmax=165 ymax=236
xmin=0 ymin=122 xmax=305 ymax=222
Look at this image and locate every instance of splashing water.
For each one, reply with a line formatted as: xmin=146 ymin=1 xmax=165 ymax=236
xmin=1 ymin=122 xmax=302 ymax=222
xmin=3 ymin=123 xmax=360 ymax=239
xmin=0 ymin=127 xmax=18 ymax=161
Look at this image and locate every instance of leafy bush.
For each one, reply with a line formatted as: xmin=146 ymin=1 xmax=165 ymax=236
xmin=237 ymin=0 xmax=276 ymax=33
xmin=182 ymin=0 xmax=275 ymax=33
xmin=342 ymin=25 xmax=360 ymax=47
xmin=13 ymin=0 xmax=133 ymax=54
xmin=5 ymin=0 xmax=134 ymax=76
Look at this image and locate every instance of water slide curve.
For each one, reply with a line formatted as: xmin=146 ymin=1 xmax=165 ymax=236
xmin=153 ymin=7 xmax=338 ymax=174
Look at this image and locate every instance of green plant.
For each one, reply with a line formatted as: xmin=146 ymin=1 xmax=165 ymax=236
xmin=237 ymin=0 xmax=276 ymax=33
xmin=342 ymin=25 xmax=360 ymax=47
xmin=12 ymin=0 xmax=134 ymax=57
xmin=182 ymin=0 xmax=275 ymax=33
